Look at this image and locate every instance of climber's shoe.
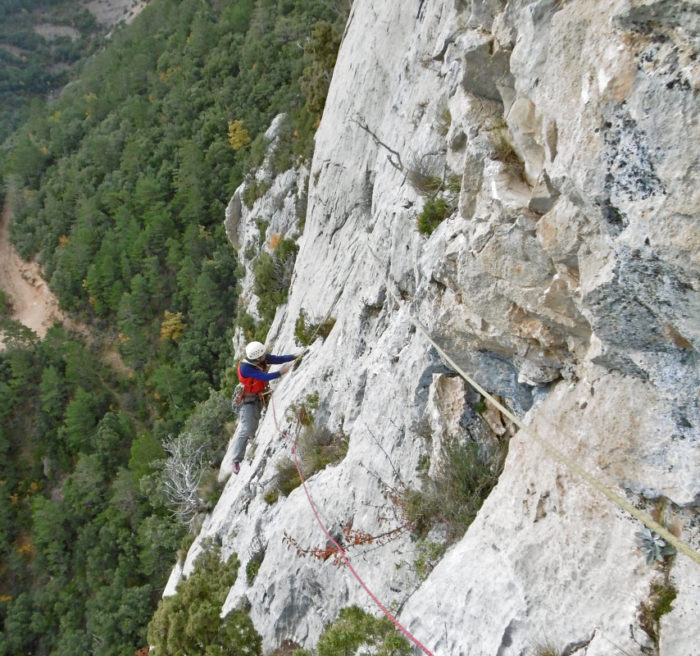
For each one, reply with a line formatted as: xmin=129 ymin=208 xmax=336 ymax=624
xmin=233 ymin=460 xmax=240 ymax=475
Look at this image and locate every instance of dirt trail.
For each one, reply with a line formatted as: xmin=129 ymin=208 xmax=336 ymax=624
xmin=0 ymin=196 xmax=135 ymax=379
xmin=0 ymin=196 xmax=64 ymax=349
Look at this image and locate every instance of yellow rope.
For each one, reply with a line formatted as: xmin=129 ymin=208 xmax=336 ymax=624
xmin=366 ymin=243 xmax=699 ymax=565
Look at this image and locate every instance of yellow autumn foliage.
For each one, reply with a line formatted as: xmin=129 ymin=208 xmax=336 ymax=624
xmin=160 ymin=311 xmax=186 ymax=341
xmin=227 ymin=119 xmax=251 ymax=150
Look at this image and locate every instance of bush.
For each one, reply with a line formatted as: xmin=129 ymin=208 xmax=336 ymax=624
xmin=147 ymin=544 xmax=262 ymax=656
xmin=246 ymin=547 xmax=265 ymax=585
xmin=316 ymin=605 xmax=412 ymax=656
xmin=253 ymin=238 xmax=299 ymax=328
xmin=273 ymin=408 xmax=347 ymax=497
xmin=297 ymin=425 xmax=348 ymax=478
xmin=275 ymin=457 xmax=302 ymax=496
xmin=417 ymin=197 xmax=450 ymax=235
xmin=295 ymin=309 xmax=336 ymax=346
xmin=242 ymin=179 xmax=270 ymax=209
xmin=399 ymin=438 xmax=504 ymax=542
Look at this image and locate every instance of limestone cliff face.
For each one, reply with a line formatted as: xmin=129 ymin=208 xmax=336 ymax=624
xmin=171 ymin=1 xmax=699 ymax=654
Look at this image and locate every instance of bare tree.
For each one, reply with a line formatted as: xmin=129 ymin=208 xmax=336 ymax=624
xmin=161 ymin=432 xmax=210 ymax=529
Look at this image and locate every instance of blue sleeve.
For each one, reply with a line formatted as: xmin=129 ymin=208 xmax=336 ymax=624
xmin=239 ymin=362 xmax=281 ymax=382
xmin=266 ymin=354 xmax=295 ymax=364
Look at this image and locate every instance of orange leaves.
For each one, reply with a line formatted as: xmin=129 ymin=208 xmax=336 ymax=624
xmin=268 ymin=233 xmax=282 ymax=250
xmin=282 ymin=521 xmax=407 ymax=568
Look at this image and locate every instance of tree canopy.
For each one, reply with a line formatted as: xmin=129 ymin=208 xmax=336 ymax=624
xmin=0 ymin=0 xmax=348 ymax=653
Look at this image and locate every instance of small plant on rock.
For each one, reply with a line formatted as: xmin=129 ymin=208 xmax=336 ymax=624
xmin=273 ymin=417 xmax=348 ymax=498
xmin=407 ymin=168 xmax=443 ymax=195
xmin=636 ymin=528 xmax=676 ymax=564
xmin=275 ymin=456 xmax=302 ymax=496
xmin=488 ymin=124 xmax=525 ymax=180
xmin=437 ymin=106 xmax=452 ymax=136
xmin=246 ymin=546 xmax=265 ymax=586
xmin=297 ymin=425 xmax=348 ymax=477
xmin=531 ymin=641 xmax=564 ymax=656
xmin=638 ymin=582 xmax=677 ymax=646
xmin=286 ymin=392 xmax=320 ymax=427
xmin=295 ymin=308 xmax=336 ymax=345
xmin=417 ymin=197 xmax=450 ymax=235
xmin=242 ymin=179 xmax=270 ymax=209
xmin=398 ymin=437 xmax=505 ymax=543
xmin=413 ymin=540 xmax=446 ymax=581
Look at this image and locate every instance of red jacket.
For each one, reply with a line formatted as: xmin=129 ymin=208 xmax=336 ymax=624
xmin=237 ymin=360 xmax=270 ymax=399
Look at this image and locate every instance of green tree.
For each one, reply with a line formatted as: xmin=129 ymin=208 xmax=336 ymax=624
xmin=2 ymin=134 xmax=48 ymax=186
xmin=317 ymin=606 xmax=412 ymax=656
xmin=58 ymin=388 xmax=108 ymax=454
xmin=300 ymin=20 xmax=342 ymax=116
xmin=1 ymin=0 xmax=347 ymax=651
xmin=129 ymin=431 xmax=165 ymax=479
xmin=39 ymin=364 xmax=68 ymax=424
xmin=148 ymin=546 xmax=262 ymax=656
xmin=0 ymin=592 xmax=36 ymax=654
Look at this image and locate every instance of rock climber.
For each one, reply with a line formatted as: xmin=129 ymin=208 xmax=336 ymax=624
xmin=232 ymin=340 xmax=297 ymax=474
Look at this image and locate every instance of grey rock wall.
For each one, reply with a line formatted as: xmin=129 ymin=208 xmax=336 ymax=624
xmin=167 ymin=1 xmax=699 ymax=654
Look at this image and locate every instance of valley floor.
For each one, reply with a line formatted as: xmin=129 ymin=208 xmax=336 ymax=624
xmin=0 ymin=196 xmax=63 ymax=349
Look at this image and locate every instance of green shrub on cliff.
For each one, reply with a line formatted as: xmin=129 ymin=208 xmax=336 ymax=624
xmin=148 ymin=545 xmax=261 ymax=656
xmin=316 ymin=605 xmax=412 ymax=656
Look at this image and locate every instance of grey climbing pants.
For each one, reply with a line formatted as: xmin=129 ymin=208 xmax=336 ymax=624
xmin=232 ymin=399 xmax=262 ymax=463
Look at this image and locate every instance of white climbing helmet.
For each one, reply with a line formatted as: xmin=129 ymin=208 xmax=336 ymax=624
xmin=245 ymin=341 xmax=266 ymax=361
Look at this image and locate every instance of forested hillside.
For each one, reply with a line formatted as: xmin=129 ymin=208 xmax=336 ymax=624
xmin=0 ymin=0 xmax=346 ymax=653
xmin=0 ymin=0 xmax=105 ymax=143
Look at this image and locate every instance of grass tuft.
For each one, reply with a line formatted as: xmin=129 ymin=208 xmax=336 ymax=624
xmin=295 ymin=309 xmax=336 ymax=345
xmin=639 ymin=582 xmax=677 ymax=645
xmin=399 ymin=437 xmax=505 ymax=542
xmin=245 ymin=548 xmax=265 ymax=586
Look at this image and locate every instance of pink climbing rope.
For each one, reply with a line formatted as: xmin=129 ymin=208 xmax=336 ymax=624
xmin=270 ymin=397 xmax=436 ymax=656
